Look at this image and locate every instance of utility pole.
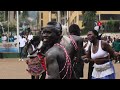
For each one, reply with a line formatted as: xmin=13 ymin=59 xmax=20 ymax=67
xmin=77 ymin=11 xmax=79 ymax=25
xmin=8 ymin=11 xmax=10 ymax=42
xmin=49 ymin=11 xmax=51 ymax=22
xmin=98 ymin=11 xmax=101 ymax=21
xmin=58 ymin=11 xmax=61 ymax=23
xmin=16 ymin=11 xmax=19 ymax=53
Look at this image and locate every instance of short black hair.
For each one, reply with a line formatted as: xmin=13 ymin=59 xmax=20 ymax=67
xmin=47 ymin=21 xmax=62 ymax=31
xmin=69 ymin=24 xmax=80 ymax=36
xmin=43 ymin=21 xmax=62 ymax=36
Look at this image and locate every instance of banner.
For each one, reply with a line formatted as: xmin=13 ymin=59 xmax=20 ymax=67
xmin=0 ymin=11 xmax=19 ymax=53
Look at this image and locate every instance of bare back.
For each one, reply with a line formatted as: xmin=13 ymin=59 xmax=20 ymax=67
xmin=45 ymin=35 xmax=83 ymax=79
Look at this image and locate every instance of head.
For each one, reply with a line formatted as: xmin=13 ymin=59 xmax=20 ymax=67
xmin=87 ymin=30 xmax=101 ymax=43
xmin=30 ymin=36 xmax=40 ymax=46
xmin=41 ymin=21 xmax=62 ymax=45
xmin=21 ymin=35 xmax=24 ymax=38
xmin=69 ymin=24 xmax=80 ymax=36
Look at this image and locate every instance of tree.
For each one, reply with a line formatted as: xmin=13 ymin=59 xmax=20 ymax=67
xmin=0 ymin=11 xmax=4 ymax=22
xmin=82 ymin=11 xmax=96 ymax=31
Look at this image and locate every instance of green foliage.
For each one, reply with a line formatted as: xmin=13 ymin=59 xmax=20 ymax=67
xmin=104 ymin=19 xmax=120 ymax=32
xmin=0 ymin=11 xmax=4 ymax=22
xmin=82 ymin=11 xmax=97 ymax=32
xmin=3 ymin=23 xmax=16 ymax=33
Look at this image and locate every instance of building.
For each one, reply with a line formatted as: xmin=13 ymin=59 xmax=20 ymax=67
xmin=96 ymin=11 xmax=120 ymax=22
xmin=37 ymin=11 xmax=120 ymax=31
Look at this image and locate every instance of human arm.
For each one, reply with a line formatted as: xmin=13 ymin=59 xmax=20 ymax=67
xmin=45 ymin=51 xmax=60 ymax=79
xmin=29 ymin=48 xmax=38 ymax=55
xmin=103 ymin=40 xmax=120 ymax=57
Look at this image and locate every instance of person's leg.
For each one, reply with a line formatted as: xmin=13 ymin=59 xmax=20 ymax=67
xmin=88 ymin=61 xmax=94 ymax=79
xmin=19 ymin=47 xmax=22 ymax=60
xmin=0 ymin=53 xmax=3 ymax=59
xmin=21 ymin=47 xmax=24 ymax=61
xmin=74 ymin=61 xmax=84 ymax=79
xmin=35 ymin=75 xmax=39 ymax=79
xmin=31 ymin=75 xmax=35 ymax=79
xmin=40 ymin=71 xmax=46 ymax=79
xmin=118 ymin=56 xmax=120 ymax=63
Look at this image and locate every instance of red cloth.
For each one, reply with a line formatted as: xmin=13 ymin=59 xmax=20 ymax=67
xmin=37 ymin=53 xmax=46 ymax=71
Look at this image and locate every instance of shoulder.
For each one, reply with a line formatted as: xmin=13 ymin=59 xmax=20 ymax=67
xmin=101 ymin=40 xmax=109 ymax=45
xmin=101 ymin=40 xmax=110 ymax=49
xmin=71 ymin=35 xmax=83 ymax=42
xmin=45 ymin=46 xmax=60 ymax=58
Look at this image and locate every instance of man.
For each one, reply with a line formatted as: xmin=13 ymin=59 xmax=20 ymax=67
xmin=69 ymin=24 xmax=84 ymax=79
xmin=41 ymin=21 xmax=83 ymax=79
xmin=19 ymin=35 xmax=27 ymax=61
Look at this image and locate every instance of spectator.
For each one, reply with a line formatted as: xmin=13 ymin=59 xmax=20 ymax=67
xmin=19 ymin=35 xmax=27 ymax=61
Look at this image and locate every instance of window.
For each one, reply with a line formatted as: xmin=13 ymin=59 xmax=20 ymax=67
xmin=74 ymin=16 xmax=77 ymax=23
xmin=41 ymin=12 xmax=43 ymax=19
xmin=41 ymin=20 xmax=43 ymax=27
xmin=51 ymin=19 xmax=56 ymax=22
xmin=101 ymin=14 xmax=120 ymax=20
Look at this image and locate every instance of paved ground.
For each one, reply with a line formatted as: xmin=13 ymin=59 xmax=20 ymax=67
xmin=0 ymin=58 xmax=120 ymax=79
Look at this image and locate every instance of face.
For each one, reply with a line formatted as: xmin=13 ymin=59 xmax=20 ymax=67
xmin=87 ymin=31 xmax=95 ymax=43
xmin=41 ymin=28 xmax=58 ymax=45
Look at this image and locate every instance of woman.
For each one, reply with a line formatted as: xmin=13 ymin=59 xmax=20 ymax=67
xmin=26 ymin=36 xmax=45 ymax=79
xmin=85 ymin=30 xmax=120 ymax=79
xmin=83 ymin=37 xmax=94 ymax=79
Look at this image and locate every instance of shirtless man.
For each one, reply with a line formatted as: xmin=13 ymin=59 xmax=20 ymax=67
xmin=41 ymin=21 xmax=83 ymax=79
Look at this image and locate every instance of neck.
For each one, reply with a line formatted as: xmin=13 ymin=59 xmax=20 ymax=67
xmin=93 ymin=39 xmax=98 ymax=46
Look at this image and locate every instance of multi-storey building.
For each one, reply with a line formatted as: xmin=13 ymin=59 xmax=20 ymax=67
xmin=38 ymin=11 xmax=120 ymax=31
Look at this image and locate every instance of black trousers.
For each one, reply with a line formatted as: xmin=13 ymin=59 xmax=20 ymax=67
xmin=0 ymin=53 xmax=3 ymax=59
xmin=74 ymin=61 xmax=84 ymax=79
xmin=88 ymin=61 xmax=94 ymax=79
xmin=40 ymin=71 xmax=46 ymax=79
xmin=31 ymin=71 xmax=46 ymax=79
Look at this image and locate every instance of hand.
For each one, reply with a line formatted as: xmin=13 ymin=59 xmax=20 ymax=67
xmin=114 ymin=52 xmax=119 ymax=56
xmin=83 ymin=58 xmax=89 ymax=63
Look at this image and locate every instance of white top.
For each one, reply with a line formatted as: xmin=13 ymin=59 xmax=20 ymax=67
xmin=2 ymin=36 xmax=7 ymax=41
xmin=37 ymin=41 xmax=43 ymax=49
xmin=27 ymin=44 xmax=38 ymax=57
xmin=19 ymin=35 xmax=22 ymax=40
xmin=91 ymin=40 xmax=109 ymax=60
xmin=84 ymin=41 xmax=91 ymax=52
xmin=27 ymin=41 xmax=43 ymax=58
xmin=19 ymin=38 xmax=27 ymax=47
xmin=14 ymin=35 xmax=17 ymax=39
xmin=28 ymin=35 xmax=33 ymax=41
